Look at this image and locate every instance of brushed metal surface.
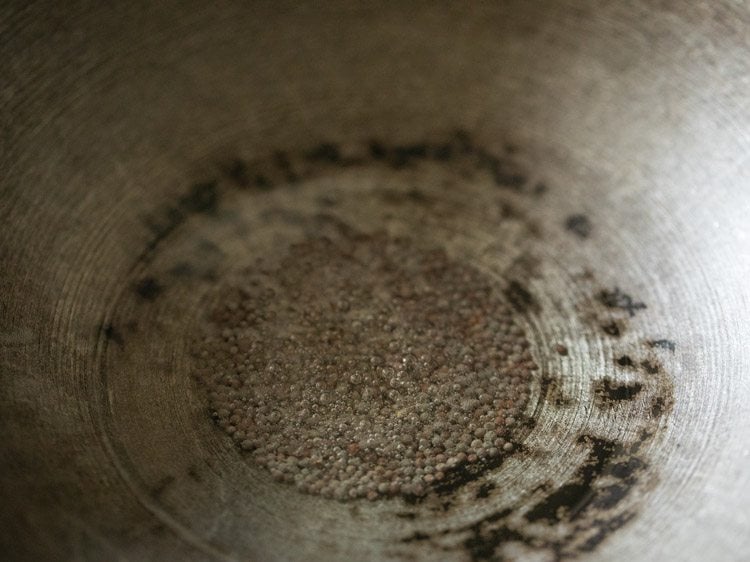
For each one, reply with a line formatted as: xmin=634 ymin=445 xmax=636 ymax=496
xmin=1 ymin=2 xmax=749 ymax=561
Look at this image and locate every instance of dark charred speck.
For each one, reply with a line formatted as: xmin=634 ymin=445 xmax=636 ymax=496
xmin=226 ymin=159 xmax=251 ymax=187
xmin=102 ymin=323 xmax=124 ymax=347
xmin=565 ymin=214 xmax=592 ymax=239
xmin=477 ymin=149 xmax=527 ymax=190
xmin=579 ymin=512 xmax=636 ymax=553
xmin=476 ymin=482 xmax=496 ymax=499
xmin=598 ymin=288 xmax=647 ymax=317
xmin=640 ymin=360 xmax=660 ymax=375
xmin=432 ymin=143 xmax=453 ymax=161
xmin=602 ymin=321 xmax=622 ymax=337
xmin=187 ymin=465 xmax=204 ymax=483
xmin=651 ymin=397 xmax=666 ymax=417
xmin=525 ymin=436 xmax=619 ymax=524
xmin=369 ymin=140 xmax=388 ymax=160
xmin=504 ymin=281 xmax=538 ymax=313
xmin=180 ymin=181 xmax=218 ymax=214
xmin=306 ymin=143 xmax=341 ymax=164
xmin=401 ymin=531 xmax=431 ymax=544
xmin=648 ymin=339 xmax=676 ymax=352
xmin=594 ymin=379 xmax=644 ymax=403
xmin=464 ymin=522 xmax=525 ymax=562
xmin=134 ymin=277 xmax=163 ymax=301
xmin=151 ymin=475 xmax=175 ymax=499
xmin=555 ymin=344 xmax=569 ymax=356
xmin=395 ymin=512 xmax=417 ymax=520
xmin=274 ymin=151 xmax=299 ymax=182
xmin=169 ymin=261 xmax=195 ymax=277
xmin=391 ymin=144 xmax=429 ymax=168
xmin=609 ymin=457 xmax=645 ymax=480
xmin=616 ymin=355 xmax=634 ymax=367
xmin=253 ymin=174 xmax=273 ymax=190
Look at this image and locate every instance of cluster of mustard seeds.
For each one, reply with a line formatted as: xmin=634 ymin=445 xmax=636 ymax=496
xmin=193 ymin=232 xmax=537 ymax=500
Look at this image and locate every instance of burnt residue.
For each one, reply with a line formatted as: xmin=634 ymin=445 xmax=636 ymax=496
xmin=274 ymin=151 xmax=300 ymax=182
xmin=306 ymin=143 xmax=342 ymax=164
xmin=476 ymin=482 xmax=496 ymax=499
xmin=598 ymin=288 xmax=647 ymax=317
xmin=431 ymin=142 xmax=454 ymax=161
xmin=504 ymin=281 xmax=539 ymax=313
xmin=565 ymin=214 xmax=592 ymax=239
xmin=369 ymin=139 xmax=388 ymax=160
xmin=253 ymin=173 xmax=274 ymax=190
xmin=186 ymin=465 xmax=204 ymax=483
xmin=616 ymin=355 xmax=634 ymax=367
xmin=134 ymin=276 xmax=162 ymax=301
xmin=404 ymin=453 xmax=509 ymax=503
xmin=396 ymin=512 xmax=418 ymax=520
xmin=541 ymin=375 xmax=573 ymax=407
xmin=392 ymin=143 xmax=429 ymax=168
xmin=377 ymin=187 xmax=432 ymax=207
xmin=150 ymin=475 xmax=175 ymax=500
xmin=101 ymin=323 xmax=124 ymax=347
xmin=138 ymin=181 xmax=221 ymax=264
xmin=601 ymin=321 xmax=622 ymax=337
xmin=432 ymin=460 xmax=498 ymax=498
xmin=525 ymin=437 xmax=618 ymax=523
xmin=648 ymin=339 xmax=676 ymax=352
xmin=464 ymin=523 xmax=526 ymax=562
xmin=640 ymin=360 xmax=661 ymax=375
xmin=476 ymin=148 xmax=528 ymax=191
xmin=179 ymin=181 xmax=218 ymax=214
xmin=402 ymin=531 xmax=431 ymax=544
xmin=650 ymin=397 xmax=666 ymax=417
xmin=594 ymin=379 xmax=644 ymax=404
xmin=499 ymin=202 xmax=520 ymax=220
xmin=225 ymin=158 xmax=251 ymax=188
xmin=578 ymin=511 xmax=636 ymax=553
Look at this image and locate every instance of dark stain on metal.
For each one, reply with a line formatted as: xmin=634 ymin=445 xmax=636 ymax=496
xmin=274 ymin=151 xmax=300 ymax=182
xmin=601 ymin=321 xmax=622 ymax=337
xmin=134 ymin=276 xmax=162 ymax=301
xmin=476 ymin=148 xmax=528 ymax=191
xmin=598 ymin=288 xmax=647 ymax=317
xmin=395 ymin=512 xmax=418 ymax=520
xmin=651 ymin=396 xmax=666 ymax=417
xmin=401 ymin=531 xmax=431 ymax=544
xmin=594 ymin=379 xmax=644 ymax=404
xmin=640 ymin=360 xmax=661 ymax=375
xmin=225 ymin=158 xmax=251 ymax=188
xmin=504 ymin=280 xmax=539 ymax=313
xmin=101 ymin=323 xmax=124 ymax=347
xmin=252 ymin=173 xmax=273 ymax=190
xmin=186 ymin=465 xmax=203 ymax=483
xmin=138 ymin=180 xmax=221 ymax=265
xmin=616 ymin=355 xmax=634 ymax=367
xmin=525 ymin=437 xmax=618 ymax=523
xmin=565 ymin=214 xmax=592 ymax=239
xmin=476 ymin=482 xmax=497 ymax=499
xmin=168 ymin=261 xmax=195 ymax=278
xmin=179 ymin=182 xmax=218 ymax=214
xmin=306 ymin=143 xmax=342 ymax=164
xmin=150 ymin=475 xmax=175 ymax=500
xmin=648 ymin=339 xmax=676 ymax=352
